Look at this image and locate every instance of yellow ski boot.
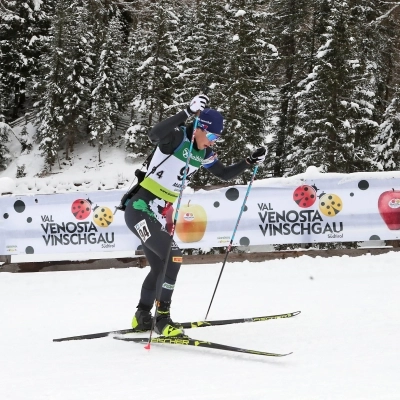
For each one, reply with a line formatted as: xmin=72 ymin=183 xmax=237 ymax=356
xmin=154 ymin=301 xmax=185 ymax=337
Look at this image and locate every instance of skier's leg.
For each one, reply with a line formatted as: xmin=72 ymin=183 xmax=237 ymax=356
xmin=125 ymin=196 xmax=183 ymax=333
xmin=139 ymin=242 xmax=182 ymax=305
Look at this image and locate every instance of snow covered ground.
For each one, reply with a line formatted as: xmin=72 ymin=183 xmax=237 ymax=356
xmin=0 ymin=122 xmax=141 ymax=196
xmin=1 ymin=252 xmax=400 ymax=400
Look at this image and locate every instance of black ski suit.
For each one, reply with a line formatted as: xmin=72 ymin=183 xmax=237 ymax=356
xmin=124 ymin=110 xmax=250 ymax=308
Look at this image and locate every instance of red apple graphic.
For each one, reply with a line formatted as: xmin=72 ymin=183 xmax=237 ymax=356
xmin=378 ymin=189 xmax=400 ymax=230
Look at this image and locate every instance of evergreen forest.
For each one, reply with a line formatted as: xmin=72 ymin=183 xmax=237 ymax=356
xmin=1 ymin=0 xmax=400 ymax=186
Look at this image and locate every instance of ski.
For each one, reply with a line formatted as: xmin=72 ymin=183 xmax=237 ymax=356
xmin=53 ymin=310 xmax=300 ymax=342
xmin=114 ymin=335 xmax=292 ymax=358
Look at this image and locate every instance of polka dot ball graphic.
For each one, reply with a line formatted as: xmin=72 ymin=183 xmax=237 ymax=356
xmin=239 ymin=237 xmax=250 ymax=246
xmin=225 ymin=188 xmax=239 ymax=201
xmin=349 ymin=180 xmax=370 ymax=198
xmin=369 ymin=235 xmax=380 ymax=240
xmin=25 ymin=246 xmax=34 ymax=254
xmin=358 ymin=180 xmax=369 ymax=190
xmin=14 ymin=200 xmax=26 ymax=213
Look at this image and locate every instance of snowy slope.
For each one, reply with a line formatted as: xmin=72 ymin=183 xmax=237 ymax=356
xmin=0 ymin=122 xmax=142 ymax=195
xmin=1 ymin=253 xmax=400 ymax=400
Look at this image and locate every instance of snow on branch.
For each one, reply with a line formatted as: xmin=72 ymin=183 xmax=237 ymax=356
xmin=370 ymin=3 xmax=400 ymax=25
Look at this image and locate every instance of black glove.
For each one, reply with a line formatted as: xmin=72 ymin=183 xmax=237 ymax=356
xmin=185 ymin=94 xmax=209 ymax=116
xmin=246 ymin=147 xmax=266 ymax=165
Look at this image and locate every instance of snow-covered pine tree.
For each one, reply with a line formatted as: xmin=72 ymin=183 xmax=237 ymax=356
xmin=34 ymin=2 xmax=74 ymax=173
xmin=173 ymin=0 xmax=230 ymax=186
xmin=0 ymin=0 xmax=27 ymax=120
xmin=191 ymin=0 xmax=277 ymax=186
xmin=0 ymin=78 xmax=6 ymax=121
xmin=0 ymin=18 xmax=8 ymax=119
xmin=0 ymin=121 xmax=10 ymax=170
xmin=267 ymin=0 xmax=311 ymax=177
xmin=0 ymin=0 xmax=50 ymax=120
xmin=372 ymin=87 xmax=400 ymax=170
xmin=340 ymin=0 xmax=387 ymax=172
xmin=368 ymin=1 xmax=400 ymax=169
xmin=289 ymin=0 xmax=378 ymax=175
xmin=124 ymin=30 xmax=149 ymax=157
xmin=177 ymin=0 xmax=224 ymax=103
xmin=125 ymin=0 xmax=182 ymax=157
xmin=20 ymin=124 xmax=33 ymax=154
xmin=162 ymin=0 xmax=191 ymax=115
xmin=59 ymin=0 xmax=95 ymax=159
xmin=89 ymin=15 xmax=127 ymax=161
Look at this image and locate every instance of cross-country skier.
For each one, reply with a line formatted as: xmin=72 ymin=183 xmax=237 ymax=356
xmin=124 ymin=94 xmax=266 ymax=337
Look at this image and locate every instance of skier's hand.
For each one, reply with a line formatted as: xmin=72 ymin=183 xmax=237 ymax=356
xmin=246 ymin=147 xmax=266 ymax=165
xmin=185 ymin=94 xmax=209 ymax=116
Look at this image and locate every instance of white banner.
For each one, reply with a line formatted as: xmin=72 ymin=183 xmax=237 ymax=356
xmin=2 ymin=171 xmax=400 ymax=255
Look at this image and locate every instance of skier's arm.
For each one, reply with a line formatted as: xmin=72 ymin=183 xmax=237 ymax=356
xmin=206 ymin=147 xmax=267 ymax=181
xmin=148 ymin=111 xmax=188 ymax=145
xmin=207 ymin=159 xmax=250 ymax=181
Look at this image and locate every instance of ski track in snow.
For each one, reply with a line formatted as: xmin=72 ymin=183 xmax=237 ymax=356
xmin=1 ymin=253 xmax=400 ymax=400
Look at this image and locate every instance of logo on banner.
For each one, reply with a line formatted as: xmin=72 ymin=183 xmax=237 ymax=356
xmin=71 ymin=198 xmax=92 ymax=220
xmin=293 ymin=185 xmax=343 ymax=217
xmin=6 ymin=245 xmax=18 ymax=253
xmin=40 ymin=197 xmax=116 ymax=248
xmin=71 ymin=198 xmax=114 ymax=227
xmin=258 ymin=184 xmax=344 ymax=238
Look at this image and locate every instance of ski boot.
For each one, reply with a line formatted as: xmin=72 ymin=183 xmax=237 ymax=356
xmin=154 ymin=301 xmax=185 ymax=337
xmin=131 ymin=302 xmax=153 ymax=331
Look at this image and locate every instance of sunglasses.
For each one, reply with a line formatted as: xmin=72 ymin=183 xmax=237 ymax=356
xmin=205 ymin=132 xmax=222 ymax=142
xmin=197 ymin=122 xmax=222 ymax=142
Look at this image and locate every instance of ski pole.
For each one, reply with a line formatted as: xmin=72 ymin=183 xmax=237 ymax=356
xmin=145 ymin=117 xmax=198 ymax=349
xmin=145 ymin=90 xmax=208 ymax=349
xmin=204 ymin=165 xmax=259 ymax=320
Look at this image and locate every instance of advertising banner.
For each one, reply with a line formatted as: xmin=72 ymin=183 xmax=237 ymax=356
xmin=1 ymin=171 xmax=400 ymax=256
xmin=0 ymin=190 xmax=139 ymax=256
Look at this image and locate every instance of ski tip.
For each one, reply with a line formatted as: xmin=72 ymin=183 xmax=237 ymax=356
xmin=266 ymin=351 xmax=293 ymax=357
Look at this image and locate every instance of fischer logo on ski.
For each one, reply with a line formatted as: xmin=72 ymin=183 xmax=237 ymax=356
xmin=114 ymin=335 xmax=292 ymax=358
